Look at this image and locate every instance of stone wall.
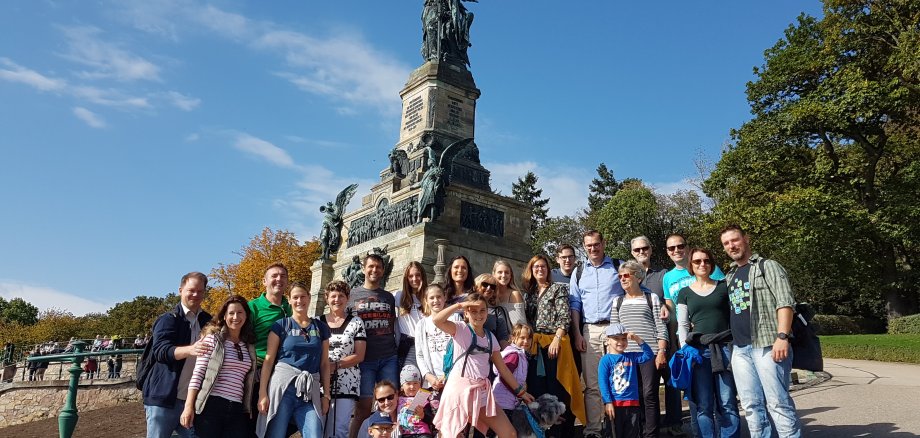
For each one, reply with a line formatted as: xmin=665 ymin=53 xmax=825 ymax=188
xmin=0 ymin=380 xmax=140 ymax=428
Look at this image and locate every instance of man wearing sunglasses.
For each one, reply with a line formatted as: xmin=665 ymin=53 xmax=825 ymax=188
xmin=661 ymin=233 xmax=725 ymax=437
xmin=631 ymin=235 xmax=684 ymax=436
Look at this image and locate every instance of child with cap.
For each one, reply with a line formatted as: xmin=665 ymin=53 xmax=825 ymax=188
xmin=397 ymin=364 xmax=435 ymax=437
xmin=598 ymin=323 xmax=655 ymax=438
xmin=366 ymin=411 xmax=395 ymax=438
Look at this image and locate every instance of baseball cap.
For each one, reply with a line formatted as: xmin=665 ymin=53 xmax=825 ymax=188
xmin=368 ymin=411 xmax=394 ymax=427
xmin=605 ymin=323 xmax=628 ymax=337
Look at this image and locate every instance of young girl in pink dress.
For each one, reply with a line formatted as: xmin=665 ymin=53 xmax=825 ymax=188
xmin=431 ymin=293 xmax=534 ymax=438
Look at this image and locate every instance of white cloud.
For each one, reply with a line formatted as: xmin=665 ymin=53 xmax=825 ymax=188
xmin=648 ymin=179 xmax=698 ymax=196
xmin=0 ymin=58 xmax=66 ymax=91
xmin=60 ymin=25 xmax=162 ymax=82
xmin=71 ymin=85 xmax=151 ymax=109
xmin=185 ymin=133 xmax=200 ymax=142
xmin=163 ymin=90 xmax=201 ymax=111
xmin=233 ymin=133 xmax=297 ymax=169
xmin=0 ymin=281 xmax=111 ymax=316
xmin=73 ymin=107 xmax=106 ymax=128
xmin=485 ymin=160 xmax=591 ymax=217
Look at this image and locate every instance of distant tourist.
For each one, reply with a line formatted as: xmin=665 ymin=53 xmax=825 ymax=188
xmin=180 ymin=295 xmax=257 ymax=438
xmin=134 ymin=334 xmax=147 ymax=349
xmin=395 ymin=261 xmax=428 ymax=369
xmin=720 ymin=225 xmax=801 ymax=438
xmin=348 ymin=254 xmax=398 ymax=438
xmin=321 ymin=280 xmax=367 ymax=438
xmin=141 ymin=271 xmax=211 ymax=438
xmin=257 ymin=283 xmax=331 ymax=438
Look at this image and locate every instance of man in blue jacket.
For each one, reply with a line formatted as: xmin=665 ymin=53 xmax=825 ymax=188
xmin=143 ymin=272 xmax=211 ymax=438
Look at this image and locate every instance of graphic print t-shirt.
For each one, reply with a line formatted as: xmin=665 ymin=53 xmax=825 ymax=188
xmin=728 ymin=264 xmax=753 ymax=346
xmin=349 ymin=286 xmax=396 ymax=360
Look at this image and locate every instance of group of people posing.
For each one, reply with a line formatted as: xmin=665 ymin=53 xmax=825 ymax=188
xmin=141 ymin=224 xmax=801 ymax=438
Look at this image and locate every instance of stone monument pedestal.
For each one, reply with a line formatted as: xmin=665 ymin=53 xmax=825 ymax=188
xmin=308 ymin=260 xmax=335 ymax=316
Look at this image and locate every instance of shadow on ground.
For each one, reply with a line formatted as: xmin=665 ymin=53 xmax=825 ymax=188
xmin=799 ymin=406 xmax=920 ymax=437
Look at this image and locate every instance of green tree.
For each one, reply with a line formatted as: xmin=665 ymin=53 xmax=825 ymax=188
xmin=532 ymin=215 xmax=586 ymax=261
xmin=587 ymin=163 xmax=619 ymax=215
xmin=704 ymin=0 xmax=920 ymax=319
xmin=105 ymin=296 xmax=170 ymax=337
xmin=2 ymin=297 xmax=39 ymax=326
xmin=512 ymin=172 xmax=550 ymax=249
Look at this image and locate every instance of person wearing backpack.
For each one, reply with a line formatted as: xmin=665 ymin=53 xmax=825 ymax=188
xmin=610 ymin=261 xmax=669 ymax=438
xmin=720 ymin=225 xmax=801 ymax=438
xmin=431 ymin=293 xmax=533 ymax=438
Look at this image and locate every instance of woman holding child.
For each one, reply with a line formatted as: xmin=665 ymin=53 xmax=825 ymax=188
xmin=521 ymin=254 xmax=585 ymax=437
xmin=676 ymin=248 xmax=740 ymax=438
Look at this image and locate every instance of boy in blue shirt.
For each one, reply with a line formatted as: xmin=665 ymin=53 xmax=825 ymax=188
xmin=598 ymin=323 xmax=654 ymax=438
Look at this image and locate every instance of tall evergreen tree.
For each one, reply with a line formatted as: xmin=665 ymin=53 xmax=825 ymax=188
xmin=512 ymin=171 xmax=550 ymax=244
xmin=587 ymin=163 xmax=619 ymax=214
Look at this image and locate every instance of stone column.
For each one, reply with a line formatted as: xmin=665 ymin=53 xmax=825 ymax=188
xmin=309 ymin=260 xmax=335 ymax=317
xmin=432 ymin=239 xmax=449 ymax=284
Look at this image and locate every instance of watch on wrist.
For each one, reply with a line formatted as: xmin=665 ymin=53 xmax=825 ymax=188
xmin=776 ymin=332 xmax=791 ymax=340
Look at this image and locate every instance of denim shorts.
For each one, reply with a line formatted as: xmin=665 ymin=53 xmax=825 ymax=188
xmin=358 ymin=354 xmax=398 ymax=397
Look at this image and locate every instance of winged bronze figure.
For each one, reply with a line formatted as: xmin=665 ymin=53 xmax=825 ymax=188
xmin=319 ymin=183 xmax=359 ymax=262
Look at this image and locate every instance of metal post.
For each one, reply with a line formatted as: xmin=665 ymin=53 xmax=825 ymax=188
xmin=58 ymin=341 xmax=85 ymax=438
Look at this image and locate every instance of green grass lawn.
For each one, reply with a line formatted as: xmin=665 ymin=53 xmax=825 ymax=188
xmin=819 ymin=334 xmax=920 ymax=364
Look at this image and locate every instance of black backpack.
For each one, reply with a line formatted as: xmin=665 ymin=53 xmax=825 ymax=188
xmin=755 ymin=258 xmax=823 ymax=372
xmin=134 ymin=339 xmax=155 ymax=391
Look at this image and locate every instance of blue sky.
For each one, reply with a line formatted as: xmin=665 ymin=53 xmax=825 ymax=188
xmin=0 ymin=1 xmax=823 ymax=315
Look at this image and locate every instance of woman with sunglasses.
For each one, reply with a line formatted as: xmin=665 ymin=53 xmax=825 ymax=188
xmin=676 ymin=248 xmax=740 ymax=438
xmin=610 ymin=260 xmax=669 ymax=438
xmin=257 ymin=283 xmax=332 ymax=438
xmin=521 ymin=254 xmax=585 ymax=437
xmin=474 ymin=273 xmax=511 ymax=349
xmin=180 ymin=295 xmax=257 ymax=438
xmin=492 ymin=260 xmax=527 ymax=328
xmin=358 ymin=380 xmax=400 ymax=437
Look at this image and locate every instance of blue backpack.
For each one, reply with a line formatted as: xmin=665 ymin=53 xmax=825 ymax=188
xmin=443 ymin=323 xmax=492 ymax=378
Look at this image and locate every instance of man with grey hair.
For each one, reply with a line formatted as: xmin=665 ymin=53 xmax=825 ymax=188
xmin=631 ymin=235 xmax=684 ymax=436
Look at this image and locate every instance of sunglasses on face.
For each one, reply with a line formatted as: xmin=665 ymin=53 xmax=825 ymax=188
xmin=691 ymin=258 xmax=712 ymax=265
xmin=619 ymin=272 xmax=632 ymax=280
xmin=631 ymin=246 xmax=650 ymax=253
xmin=481 ymin=282 xmax=496 ymax=290
xmin=666 ymin=243 xmax=687 ymax=252
xmin=375 ymin=393 xmax=396 ymax=403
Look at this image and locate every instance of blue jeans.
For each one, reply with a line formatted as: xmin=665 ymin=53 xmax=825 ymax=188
xmin=267 ymin=385 xmax=323 ymax=438
xmin=144 ymin=399 xmax=196 ymax=438
xmin=731 ymin=345 xmax=800 ymax=438
xmin=358 ymin=354 xmax=399 ymax=397
xmin=691 ymin=346 xmax=740 ymax=438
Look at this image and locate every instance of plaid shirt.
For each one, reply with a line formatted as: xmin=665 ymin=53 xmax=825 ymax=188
xmin=725 ymin=253 xmax=796 ymax=349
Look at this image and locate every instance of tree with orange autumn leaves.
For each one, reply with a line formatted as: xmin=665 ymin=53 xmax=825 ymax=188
xmin=204 ymin=228 xmax=322 ymax=314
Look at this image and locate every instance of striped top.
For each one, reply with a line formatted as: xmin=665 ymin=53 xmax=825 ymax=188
xmin=610 ymin=292 xmax=669 ymax=354
xmin=189 ymin=334 xmax=252 ymax=403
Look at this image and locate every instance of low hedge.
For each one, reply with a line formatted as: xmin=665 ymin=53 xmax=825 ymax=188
xmin=888 ymin=314 xmax=920 ymax=335
xmin=820 ymin=334 xmax=920 ymax=363
xmin=812 ymin=314 xmax=885 ymax=335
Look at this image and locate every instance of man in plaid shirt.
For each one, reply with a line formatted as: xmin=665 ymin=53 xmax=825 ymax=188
xmin=720 ymin=224 xmax=801 ymax=438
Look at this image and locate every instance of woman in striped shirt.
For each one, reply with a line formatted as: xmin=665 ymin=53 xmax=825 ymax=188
xmin=180 ymin=295 xmax=257 ymax=438
xmin=610 ymin=260 xmax=669 ymax=438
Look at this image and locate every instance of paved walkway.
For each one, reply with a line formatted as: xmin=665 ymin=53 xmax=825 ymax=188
xmin=793 ymin=358 xmax=920 ymax=436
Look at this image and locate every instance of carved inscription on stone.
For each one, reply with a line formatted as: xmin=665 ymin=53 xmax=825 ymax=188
xmin=447 ymin=96 xmax=464 ymax=132
xmin=460 ymin=201 xmax=504 ymax=237
xmin=403 ymin=95 xmax=425 ymax=132
xmin=347 ymin=196 xmax=419 ymax=246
